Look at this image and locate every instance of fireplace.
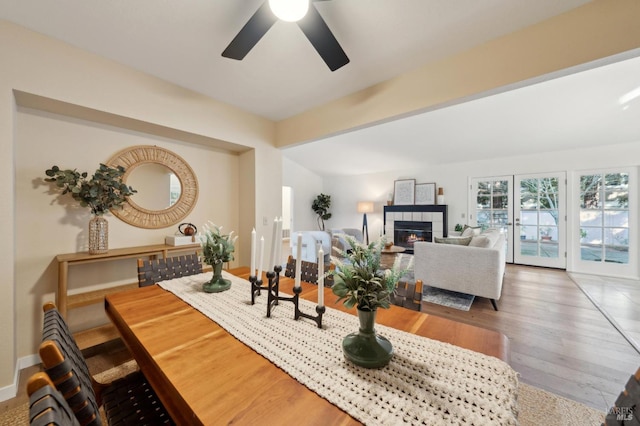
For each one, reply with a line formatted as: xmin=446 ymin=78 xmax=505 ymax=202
xmin=394 ymin=221 xmax=432 ymax=253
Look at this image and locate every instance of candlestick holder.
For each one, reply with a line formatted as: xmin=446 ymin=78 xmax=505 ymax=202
xmin=265 ymin=265 xmax=324 ymax=328
xmin=249 ymin=275 xmax=268 ymax=305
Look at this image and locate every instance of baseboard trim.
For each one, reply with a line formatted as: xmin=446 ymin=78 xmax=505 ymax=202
xmin=0 ymin=353 xmax=40 ymax=402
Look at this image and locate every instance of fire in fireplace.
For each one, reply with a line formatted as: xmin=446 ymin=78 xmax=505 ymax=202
xmin=394 ymin=221 xmax=432 ymax=253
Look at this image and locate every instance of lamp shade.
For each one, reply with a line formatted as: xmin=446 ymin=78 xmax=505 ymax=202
xmin=357 ymin=201 xmax=374 ymax=214
xmin=268 ymin=0 xmax=309 ymax=22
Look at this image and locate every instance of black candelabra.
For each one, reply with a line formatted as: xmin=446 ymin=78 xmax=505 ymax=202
xmin=252 ymin=265 xmax=325 ymax=328
xmin=249 ymin=273 xmax=267 ymax=305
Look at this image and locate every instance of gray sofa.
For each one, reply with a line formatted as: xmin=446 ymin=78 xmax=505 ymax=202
xmin=413 ymin=229 xmax=506 ymax=310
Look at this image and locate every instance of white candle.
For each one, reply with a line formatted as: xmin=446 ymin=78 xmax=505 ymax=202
xmin=294 ymin=233 xmax=302 ymax=289
xmin=269 ymin=217 xmax=277 ymax=271
xmin=318 ymin=247 xmax=324 ymax=308
xmin=250 ymin=228 xmax=256 ymax=277
xmin=275 ymin=217 xmax=283 ymax=270
xmin=257 ymin=236 xmax=265 ymax=280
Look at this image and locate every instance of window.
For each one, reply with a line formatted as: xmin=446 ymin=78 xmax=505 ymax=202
xmin=579 ymin=172 xmax=629 ymax=264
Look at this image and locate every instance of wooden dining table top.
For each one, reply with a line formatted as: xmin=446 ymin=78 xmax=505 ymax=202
xmin=104 ymin=267 xmax=510 ymax=425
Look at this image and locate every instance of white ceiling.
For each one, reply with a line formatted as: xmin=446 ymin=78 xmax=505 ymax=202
xmin=2 ymin=0 xmax=639 ymax=177
xmin=284 ymin=53 xmax=640 ymax=176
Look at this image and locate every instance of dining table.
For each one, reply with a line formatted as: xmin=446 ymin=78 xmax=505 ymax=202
xmin=104 ymin=267 xmax=514 ymax=425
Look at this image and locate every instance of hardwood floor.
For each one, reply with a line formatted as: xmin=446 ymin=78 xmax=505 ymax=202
xmin=416 ymin=264 xmax=640 ymax=412
xmin=2 ymin=264 xmax=637 ymax=416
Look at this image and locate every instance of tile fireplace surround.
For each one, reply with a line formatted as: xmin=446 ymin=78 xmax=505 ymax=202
xmin=383 ymin=205 xmax=448 ymax=254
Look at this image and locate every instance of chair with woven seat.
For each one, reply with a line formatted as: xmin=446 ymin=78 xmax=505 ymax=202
xmin=39 ymin=302 xmax=174 ymax=425
xmin=27 ymin=371 xmax=81 ymax=426
xmin=391 ymin=280 xmax=423 ymax=311
xmin=137 ymin=253 xmax=202 ymax=287
xmin=284 ymin=255 xmax=334 ymax=286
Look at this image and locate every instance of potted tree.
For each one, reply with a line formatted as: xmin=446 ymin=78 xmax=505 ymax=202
xmin=311 ymin=193 xmax=332 ymax=231
xmin=44 ymin=164 xmax=136 ymax=254
xmin=330 ymin=235 xmax=412 ymax=368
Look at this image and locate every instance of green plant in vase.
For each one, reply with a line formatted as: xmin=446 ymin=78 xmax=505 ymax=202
xmin=330 ymin=235 xmax=412 ymax=368
xmin=44 ymin=164 xmax=136 ymax=254
xmin=200 ymin=221 xmax=237 ymax=293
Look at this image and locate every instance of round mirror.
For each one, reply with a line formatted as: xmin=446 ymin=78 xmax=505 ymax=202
xmin=126 ymin=163 xmax=181 ymax=211
xmin=107 ymin=145 xmax=198 ymax=229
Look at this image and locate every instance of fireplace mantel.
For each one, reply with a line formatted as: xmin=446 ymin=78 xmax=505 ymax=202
xmin=384 ymin=205 xmax=448 ymax=253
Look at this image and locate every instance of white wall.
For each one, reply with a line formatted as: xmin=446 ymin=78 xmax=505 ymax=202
xmin=300 ymin=140 xmax=640 ymax=277
xmin=282 ymin=156 xmax=323 ymax=232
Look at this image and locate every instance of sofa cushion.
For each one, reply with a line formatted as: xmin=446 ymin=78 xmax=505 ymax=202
xmin=480 ymin=230 xmax=501 ymax=248
xmin=469 ymin=235 xmax=492 ymax=248
xmin=461 ymin=225 xmax=481 ymax=237
xmin=434 ymin=236 xmax=472 ymax=246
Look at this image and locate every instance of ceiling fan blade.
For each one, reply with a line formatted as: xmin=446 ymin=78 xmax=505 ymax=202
xmin=298 ymin=4 xmax=349 ymax=71
xmin=222 ymin=2 xmax=277 ymax=60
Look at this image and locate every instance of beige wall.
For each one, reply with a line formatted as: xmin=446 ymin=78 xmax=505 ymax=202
xmin=277 ymin=0 xmax=640 ymax=147
xmin=0 ymin=21 xmax=280 ymax=395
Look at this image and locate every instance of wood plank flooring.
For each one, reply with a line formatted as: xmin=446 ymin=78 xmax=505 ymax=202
xmin=2 ymin=264 xmax=637 ymax=416
xmin=416 ymin=264 xmax=640 ymax=412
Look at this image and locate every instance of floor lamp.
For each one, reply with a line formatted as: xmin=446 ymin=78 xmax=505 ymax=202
xmin=357 ymin=201 xmax=374 ymax=245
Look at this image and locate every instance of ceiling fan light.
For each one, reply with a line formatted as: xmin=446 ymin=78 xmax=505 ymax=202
xmin=269 ymin=0 xmax=309 ymax=22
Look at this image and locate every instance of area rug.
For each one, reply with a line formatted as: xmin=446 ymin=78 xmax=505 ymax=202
xmin=422 ymin=286 xmax=475 ymax=311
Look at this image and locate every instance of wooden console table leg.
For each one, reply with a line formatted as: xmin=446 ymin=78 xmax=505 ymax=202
xmin=58 ymin=260 xmax=68 ymax=318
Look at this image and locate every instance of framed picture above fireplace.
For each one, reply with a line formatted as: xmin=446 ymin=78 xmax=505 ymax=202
xmin=415 ymin=183 xmax=436 ymax=205
xmin=393 ymin=179 xmax=415 ymax=205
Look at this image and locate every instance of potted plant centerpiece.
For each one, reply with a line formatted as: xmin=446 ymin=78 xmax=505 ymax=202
xmin=44 ymin=164 xmax=136 ymax=254
xmin=330 ymin=235 xmax=412 ymax=368
xmin=200 ymin=221 xmax=237 ymax=293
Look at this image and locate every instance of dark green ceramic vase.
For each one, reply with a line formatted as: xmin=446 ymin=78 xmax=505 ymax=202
xmin=342 ymin=308 xmax=393 ymax=368
xmin=203 ymin=262 xmax=231 ymax=293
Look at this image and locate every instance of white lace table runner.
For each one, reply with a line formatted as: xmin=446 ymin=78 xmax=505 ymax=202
xmin=158 ymin=272 xmax=518 ymax=425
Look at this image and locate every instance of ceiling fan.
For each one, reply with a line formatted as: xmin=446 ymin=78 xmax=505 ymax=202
xmin=222 ymin=0 xmax=349 ymax=71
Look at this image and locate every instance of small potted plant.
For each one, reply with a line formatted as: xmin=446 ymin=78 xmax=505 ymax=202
xmin=44 ymin=164 xmax=136 ymax=254
xmin=330 ymin=235 xmax=412 ymax=368
xmin=200 ymin=221 xmax=237 ymax=293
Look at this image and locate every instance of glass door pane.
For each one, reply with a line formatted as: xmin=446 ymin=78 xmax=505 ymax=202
xmin=514 ymin=173 xmax=565 ymax=268
xmin=579 ymin=173 xmax=629 ymax=264
xmin=469 ymin=176 xmax=513 ymax=262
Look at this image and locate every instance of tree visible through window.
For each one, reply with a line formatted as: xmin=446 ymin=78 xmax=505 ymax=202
xmin=579 ymin=172 xmax=629 ymax=264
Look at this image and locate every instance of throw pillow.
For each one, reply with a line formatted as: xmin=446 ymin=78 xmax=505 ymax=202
xmin=469 ymin=235 xmax=492 ymax=248
xmin=434 ymin=236 xmax=472 ymax=246
xmin=462 ymin=225 xmax=481 ymax=237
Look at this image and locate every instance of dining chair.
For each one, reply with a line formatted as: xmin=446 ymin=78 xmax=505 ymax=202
xmin=137 ymin=253 xmax=202 ymax=287
xmin=27 ymin=371 xmax=81 ymax=426
xmin=604 ymin=366 xmax=640 ymax=425
xmin=39 ymin=302 xmax=175 ymax=425
xmin=284 ymin=255 xmax=319 ymax=284
xmin=391 ymin=279 xmax=423 ymax=311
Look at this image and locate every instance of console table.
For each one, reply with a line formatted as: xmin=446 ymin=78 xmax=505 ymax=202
xmin=56 ymin=243 xmax=202 ymax=349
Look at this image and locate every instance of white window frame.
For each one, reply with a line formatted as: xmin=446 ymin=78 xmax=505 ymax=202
xmin=569 ymin=167 xmax=638 ymax=279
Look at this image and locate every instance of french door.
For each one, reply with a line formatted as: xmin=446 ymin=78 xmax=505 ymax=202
xmin=470 ymin=173 xmax=566 ymax=268
xmin=514 ymin=173 xmax=566 ymax=268
xmin=469 ymin=177 xmax=514 ymax=262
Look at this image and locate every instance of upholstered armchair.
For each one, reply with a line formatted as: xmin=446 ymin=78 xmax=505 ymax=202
xmin=290 ymin=231 xmax=332 ymax=263
xmin=330 ymin=228 xmax=364 ymax=258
